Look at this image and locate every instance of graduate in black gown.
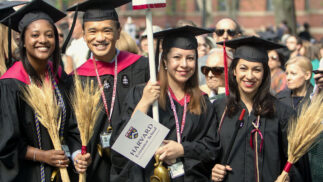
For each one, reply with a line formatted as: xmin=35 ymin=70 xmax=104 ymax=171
xmin=0 ymin=0 xmax=81 ymax=181
xmin=211 ymin=36 xmax=306 ymax=182
xmin=66 ymin=1 xmax=149 ymax=181
xmin=119 ymin=26 xmax=221 ymax=182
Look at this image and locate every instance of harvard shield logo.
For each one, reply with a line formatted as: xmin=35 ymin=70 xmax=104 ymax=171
xmin=125 ymin=126 xmax=138 ymax=139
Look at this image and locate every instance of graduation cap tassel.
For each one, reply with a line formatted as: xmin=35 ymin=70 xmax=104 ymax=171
xmin=7 ymin=17 xmax=12 ymax=68
xmin=223 ymin=40 xmax=229 ymax=96
xmin=61 ymin=5 xmax=78 ymax=54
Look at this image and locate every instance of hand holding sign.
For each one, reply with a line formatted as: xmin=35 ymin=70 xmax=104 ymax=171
xmin=111 ymin=111 xmax=169 ymax=168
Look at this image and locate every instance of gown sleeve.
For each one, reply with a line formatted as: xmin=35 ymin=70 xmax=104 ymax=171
xmin=0 ymin=80 xmax=22 ymax=182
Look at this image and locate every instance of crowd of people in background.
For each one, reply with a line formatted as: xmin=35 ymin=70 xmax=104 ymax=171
xmin=0 ymin=0 xmax=323 ymax=182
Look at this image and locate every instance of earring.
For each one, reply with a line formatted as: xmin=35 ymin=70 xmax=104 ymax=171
xmin=165 ymin=66 xmax=167 ymax=70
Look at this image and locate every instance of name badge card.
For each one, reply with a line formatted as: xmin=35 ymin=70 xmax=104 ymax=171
xmin=112 ymin=111 xmax=169 ymax=168
xmin=169 ymin=162 xmax=185 ymax=178
xmin=100 ymin=132 xmax=111 ymax=148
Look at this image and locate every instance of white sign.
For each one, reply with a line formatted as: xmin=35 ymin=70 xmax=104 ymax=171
xmin=112 ymin=111 xmax=169 ymax=168
xmin=132 ymin=0 xmax=166 ymax=10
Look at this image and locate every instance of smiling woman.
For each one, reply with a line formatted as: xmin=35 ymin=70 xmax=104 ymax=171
xmin=118 ymin=26 xmax=221 ymax=182
xmin=0 ymin=0 xmax=81 ymax=181
xmin=211 ymin=36 xmax=309 ymax=182
xmin=23 ymin=19 xmax=56 ymax=70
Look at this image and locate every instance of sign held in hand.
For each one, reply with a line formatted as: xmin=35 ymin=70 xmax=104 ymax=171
xmin=112 ymin=111 xmax=169 ymax=168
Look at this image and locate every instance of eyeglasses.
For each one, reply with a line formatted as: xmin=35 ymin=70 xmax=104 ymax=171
xmin=214 ymin=29 xmax=237 ymax=37
xmin=201 ymin=66 xmax=224 ymax=76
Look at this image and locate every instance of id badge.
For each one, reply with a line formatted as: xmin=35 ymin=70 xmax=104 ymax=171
xmin=100 ymin=132 xmax=111 ymax=148
xmin=169 ymin=162 xmax=185 ymax=179
xmin=61 ymin=144 xmax=71 ymax=157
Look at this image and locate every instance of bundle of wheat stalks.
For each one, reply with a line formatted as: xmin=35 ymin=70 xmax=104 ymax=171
xmin=276 ymin=93 xmax=323 ymax=182
xmin=71 ymin=74 xmax=101 ymax=182
xmin=23 ymin=80 xmax=70 ymax=182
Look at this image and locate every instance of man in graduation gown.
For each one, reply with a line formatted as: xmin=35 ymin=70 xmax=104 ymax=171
xmin=67 ymin=0 xmax=149 ymax=181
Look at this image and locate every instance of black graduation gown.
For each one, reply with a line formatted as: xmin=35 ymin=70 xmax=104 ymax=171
xmin=0 ymin=62 xmax=81 ymax=182
xmin=213 ymin=98 xmax=306 ymax=182
xmin=118 ymin=85 xmax=220 ymax=182
xmin=75 ymin=51 xmax=149 ymax=182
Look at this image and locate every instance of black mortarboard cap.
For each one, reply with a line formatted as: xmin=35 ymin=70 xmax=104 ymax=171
xmin=217 ymin=36 xmax=285 ymax=63
xmin=0 ymin=1 xmax=27 ymax=21
xmin=1 ymin=0 xmax=66 ymax=33
xmin=154 ymin=26 xmax=212 ymax=50
xmin=66 ymin=0 xmax=131 ymax=22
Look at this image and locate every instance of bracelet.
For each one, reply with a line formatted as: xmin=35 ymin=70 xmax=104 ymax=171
xmin=33 ymin=151 xmax=36 ymax=162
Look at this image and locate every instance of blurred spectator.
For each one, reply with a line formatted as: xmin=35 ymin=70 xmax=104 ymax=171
xmin=57 ymin=25 xmax=74 ymax=74
xmin=65 ymin=12 xmax=90 ymax=69
xmin=312 ymin=59 xmax=323 ymax=95
xmin=176 ymin=19 xmax=197 ymax=27
xmin=285 ymin=35 xmax=303 ymax=59
xmin=298 ymin=22 xmax=312 ymax=42
xmin=276 ymin=56 xmax=313 ymax=111
xmin=305 ymin=44 xmax=321 ymax=86
xmin=116 ymin=31 xmax=139 ymax=54
xmin=199 ymin=18 xmax=240 ymax=86
xmin=196 ymin=35 xmax=209 ymax=58
xmin=138 ymin=25 xmax=162 ymax=57
xmin=268 ymin=50 xmax=287 ymax=95
xmin=123 ymin=17 xmax=136 ymax=40
xmin=319 ymin=42 xmax=323 ymax=60
xmin=200 ymin=48 xmax=232 ymax=102
xmin=277 ymin=20 xmax=290 ymax=41
xmin=213 ymin=18 xmax=241 ymax=46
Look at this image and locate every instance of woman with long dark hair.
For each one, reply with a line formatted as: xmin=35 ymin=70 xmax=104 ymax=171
xmin=211 ymin=36 xmax=305 ymax=182
xmin=116 ymin=26 xmax=221 ymax=181
xmin=0 ymin=1 xmax=83 ymax=181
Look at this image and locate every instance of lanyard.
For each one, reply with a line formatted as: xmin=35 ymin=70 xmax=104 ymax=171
xmin=92 ymin=51 xmax=118 ymax=127
xmin=167 ymin=89 xmax=187 ymax=144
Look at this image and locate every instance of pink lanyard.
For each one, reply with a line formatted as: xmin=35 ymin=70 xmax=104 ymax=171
xmin=167 ymin=89 xmax=187 ymax=144
xmin=92 ymin=53 xmax=118 ymax=127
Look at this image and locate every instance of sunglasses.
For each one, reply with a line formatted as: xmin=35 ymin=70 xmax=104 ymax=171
xmin=201 ymin=66 xmax=224 ymax=76
xmin=214 ymin=29 xmax=237 ymax=37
